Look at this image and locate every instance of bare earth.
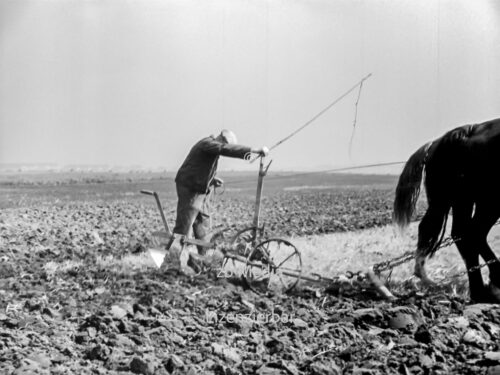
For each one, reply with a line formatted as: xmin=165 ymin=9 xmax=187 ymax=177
xmin=2 ymin=173 xmax=500 ymax=374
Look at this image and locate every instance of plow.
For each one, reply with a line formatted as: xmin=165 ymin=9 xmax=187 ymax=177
xmin=142 ymin=155 xmax=305 ymax=295
xmin=141 ymin=155 xmax=397 ymax=299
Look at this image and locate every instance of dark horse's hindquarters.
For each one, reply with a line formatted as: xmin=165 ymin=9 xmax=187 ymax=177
xmin=394 ymin=118 xmax=500 ymax=303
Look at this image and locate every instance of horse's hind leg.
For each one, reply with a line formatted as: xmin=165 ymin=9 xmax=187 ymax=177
xmin=414 ymin=205 xmax=449 ymax=286
xmin=414 ymin=252 xmax=433 ymax=286
xmin=452 ymin=202 xmax=490 ymax=302
xmin=472 ymin=206 xmax=500 ymax=301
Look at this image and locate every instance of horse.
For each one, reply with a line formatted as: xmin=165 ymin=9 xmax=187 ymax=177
xmin=393 ymin=118 xmax=500 ymax=303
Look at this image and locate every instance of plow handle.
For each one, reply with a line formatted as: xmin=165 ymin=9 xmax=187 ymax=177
xmin=140 ymin=190 xmax=173 ymax=237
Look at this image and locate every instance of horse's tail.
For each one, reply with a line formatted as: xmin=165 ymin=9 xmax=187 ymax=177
xmin=396 ymin=125 xmax=471 ymax=257
xmin=417 ymin=126 xmax=471 ymax=257
xmin=393 ymin=142 xmax=432 ymax=228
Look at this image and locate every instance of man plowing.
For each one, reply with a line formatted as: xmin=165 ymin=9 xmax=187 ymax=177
xmin=167 ymin=129 xmax=268 ymax=272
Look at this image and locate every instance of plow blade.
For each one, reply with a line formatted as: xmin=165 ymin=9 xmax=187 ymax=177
xmin=148 ymin=248 xmax=168 ymax=268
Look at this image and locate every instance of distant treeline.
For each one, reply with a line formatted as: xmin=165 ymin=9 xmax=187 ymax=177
xmin=0 ymin=171 xmax=175 ymax=186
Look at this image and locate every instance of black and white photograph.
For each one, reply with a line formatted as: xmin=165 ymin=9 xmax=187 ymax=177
xmin=1 ymin=0 xmax=500 ymax=374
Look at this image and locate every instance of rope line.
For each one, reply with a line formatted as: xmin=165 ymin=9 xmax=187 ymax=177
xmin=268 ymin=73 xmax=373 ymax=152
xmin=348 ymin=81 xmax=364 ymax=158
xmin=224 ymin=160 xmax=405 ymax=186
xmin=373 ymin=219 xmax=500 ymax=275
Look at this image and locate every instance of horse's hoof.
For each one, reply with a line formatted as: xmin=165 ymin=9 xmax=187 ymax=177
xmin=488 ymin=283 xmax=500 ymax=304
xmin=470 ymin=285 xmax=500 ymax=304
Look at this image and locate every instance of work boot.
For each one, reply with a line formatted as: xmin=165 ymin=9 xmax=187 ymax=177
xmin=187 ymin=252 xmax=205 ymax=274
xmin=164 ymin=235 xmax=184 ymax=272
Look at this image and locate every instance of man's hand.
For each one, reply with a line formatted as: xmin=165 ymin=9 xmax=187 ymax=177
xmin=260 ymin=146 xmax=269 ymax=156
xmin=249 ymin=146 xmax=270 ymax=158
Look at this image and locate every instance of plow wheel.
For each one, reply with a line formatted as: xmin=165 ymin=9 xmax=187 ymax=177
xmin=221 ymin=226 xmax=265 ymax=269
xmin=243 ymin=238 xmax=302 ymax=294
xmin=208 ymin=228 xmax=232 ymax=250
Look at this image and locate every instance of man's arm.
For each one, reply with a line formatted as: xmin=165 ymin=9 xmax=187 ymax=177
xmin=201 ymin=138 xmax=268 ymax=159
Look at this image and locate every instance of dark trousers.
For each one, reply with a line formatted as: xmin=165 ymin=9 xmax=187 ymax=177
xmin=173 ymin=184 xmax=211 ymax=255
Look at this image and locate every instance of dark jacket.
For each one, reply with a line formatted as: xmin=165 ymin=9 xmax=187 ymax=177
xmin=175 ymin=136 xmax=252 ymax=193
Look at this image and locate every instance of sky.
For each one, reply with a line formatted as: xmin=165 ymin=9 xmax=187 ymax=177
xmin=0 ymin=0 xmax=499 ymax=172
